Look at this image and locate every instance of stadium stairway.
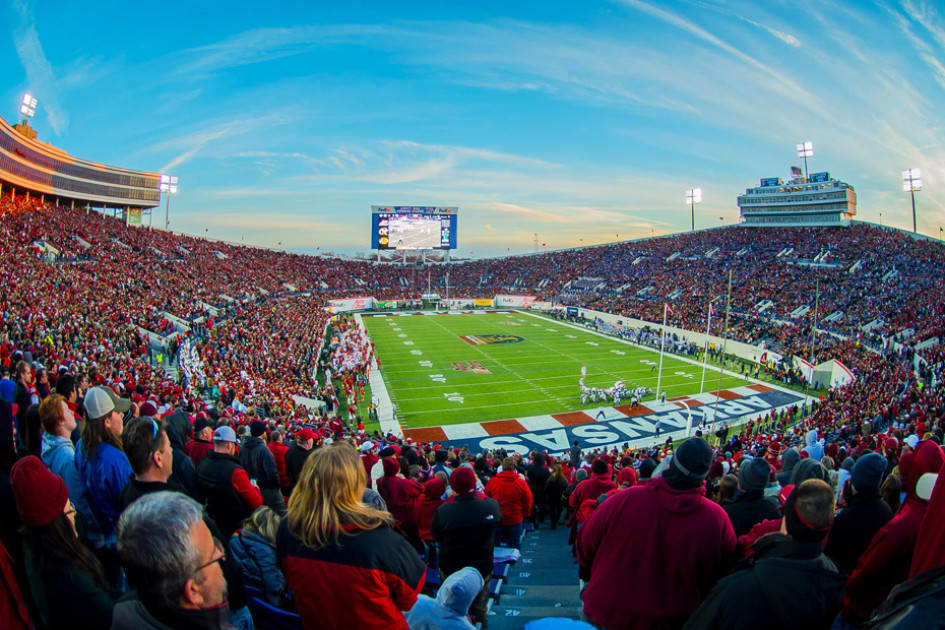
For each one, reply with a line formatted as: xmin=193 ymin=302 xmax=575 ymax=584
xmin=487 ymin=524 xmax=583 ymax=629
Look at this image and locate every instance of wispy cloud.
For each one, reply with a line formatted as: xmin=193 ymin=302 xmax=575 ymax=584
xmin=11 ymin=0 xmax=67 ymax=134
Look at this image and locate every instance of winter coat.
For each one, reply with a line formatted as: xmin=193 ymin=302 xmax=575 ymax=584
xmin=568 ymin=472 xmax=616 ymax=512
xmin=267 ymin=441 xmax=290 ymax=489
xmin=24 ymin=546 xmax=114 ymax=630
xmin=824 ymin=489 xmax=893 ymax=575
xmin=805 ymin=430 xmax=824 ymax=461
xmin=239 ymin=437 xmax=280 ymax=490
xmin=111 ymin=593 xmax=235 ymax=630
xmin=185 ymin=438 xmax=214 ymax=467
xmin=377 ymin=467 xmax=424 ymax=526
xmin=164 ymin=414 xmax=203 ymax=502
xmin=431 ymin=494 xmax=503 ymax=578
xmin=524 ymin=462 xmax=550 ymax=506
xmin=74 ymin=439 xmax=133 ymax=542
xmin=229 ymin=530 xmax=286 ymax=607
xmin=485 ymin=470 xmax=534 ymax=526
xmin=415 ymin=478 xmax=446 ymax=542
xmin=404 ymin=566 xmax=482 ymax=630
xmin=683 ymin=534 xmax=845 ymax=630
xmin=723 ymin=490 xmax=780 ymax=538
xmin=841 ymin=440 xmax=945 ymax=625
xmin=42 ymin=432 xmax=101 ymax=542
xmin=577 ymin=475 xmax=736 ymax=630
xmin=276 ymin=519 xmax=425 ymax=630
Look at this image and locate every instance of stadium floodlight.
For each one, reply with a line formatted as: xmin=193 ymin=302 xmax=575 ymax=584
xmin=902 ymin=169 xmax=922 ymax=233
xmin=160 ymin=174 xmax=179 ymax=231
xmin=19 ymin=93 xmax=37 ymax=119
xmin=796 ymin=141 xmax=813 ymax=179
xmin=686 ymin=188 xmax=702 ymax=232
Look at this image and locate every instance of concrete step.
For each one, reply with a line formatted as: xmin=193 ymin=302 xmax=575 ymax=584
xmin=485 ymin=524 xmax=583 ymax=630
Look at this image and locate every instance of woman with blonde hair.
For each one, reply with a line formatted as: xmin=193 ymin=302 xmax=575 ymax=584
xmin=276 ymin=442 xmax=425 ymax=630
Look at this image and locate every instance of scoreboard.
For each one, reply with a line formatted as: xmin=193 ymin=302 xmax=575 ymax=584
xmin=371 ymin=206 xmax=458 ymax=250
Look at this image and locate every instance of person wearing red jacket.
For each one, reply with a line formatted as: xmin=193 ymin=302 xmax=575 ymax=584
xmin=184 ymin=417 xmax=214 ymax=466
xmin=276 ymin=443 xmax=425 ymax=630
xmin=577 ymin=437 xmax=736 ymax=630
xmin=485 ymin=457 xmax=533 ymax=549
xmin=414 ymin=477 xmax=446 ymax=566
xmin=377 ymin=457 xmax=423 ymax=549
xmin=569 ymin=458 xmax=617 ymax=513
xmin=267 ymin=429 xmax=290 ymax=496
xmin=840 ymin=439 xmax=945 ymax=626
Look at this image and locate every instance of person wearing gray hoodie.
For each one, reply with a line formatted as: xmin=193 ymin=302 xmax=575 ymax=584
xmin=776 ymin=448 xmax=800 ymax=487
xmin=405 ymin=566 xmax=483 ymax=630
xmin=39 ymin=394 xmax=101 ymax=546
xmin=805 ymin=429 xmax=824 ymax=461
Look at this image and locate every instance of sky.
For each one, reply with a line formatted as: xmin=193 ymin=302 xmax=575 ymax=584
xmin=4 ymin=0 xmax=945 ymax=258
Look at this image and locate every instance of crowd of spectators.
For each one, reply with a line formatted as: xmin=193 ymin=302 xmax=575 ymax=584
xmin=1 ymin=195 xmax=945 ymax=628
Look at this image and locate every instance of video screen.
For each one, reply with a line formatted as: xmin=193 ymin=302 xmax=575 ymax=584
xmin=371 ymin=206 xmax=457 ymax=250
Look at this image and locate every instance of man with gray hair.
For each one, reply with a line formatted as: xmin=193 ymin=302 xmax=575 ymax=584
xmin=114 ymin=491 xmax=235 ymax=629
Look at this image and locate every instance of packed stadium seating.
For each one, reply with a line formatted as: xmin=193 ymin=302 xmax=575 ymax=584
xmin=2 ymin=195 xmax=944 ymax=629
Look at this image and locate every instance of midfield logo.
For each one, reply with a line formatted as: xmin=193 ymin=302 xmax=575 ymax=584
xmin=453 ymin=361 xmax=492 ymax=374
xmin=460 ymin=334 xmax=524 ymax=345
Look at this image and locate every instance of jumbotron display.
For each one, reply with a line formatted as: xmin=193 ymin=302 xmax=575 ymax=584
xmin=371 ymin=206 xmax=458 ymax=250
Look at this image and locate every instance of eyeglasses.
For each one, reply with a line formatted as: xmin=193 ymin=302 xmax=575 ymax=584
xmin=193 ymin=538 xmax=226 ymax=575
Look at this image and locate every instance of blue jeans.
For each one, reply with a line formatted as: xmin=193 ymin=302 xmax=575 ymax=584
xmin=494 ymin=521 xmax=524 ymax=549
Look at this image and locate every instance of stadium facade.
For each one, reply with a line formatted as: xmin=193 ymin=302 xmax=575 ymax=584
xmin=737 ymin=171 xmax=857 ymax=227
xmin=0 ymin=115 xmax=161 ymax=217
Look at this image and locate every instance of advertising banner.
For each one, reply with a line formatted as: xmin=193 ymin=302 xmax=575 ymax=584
xmin=327 ymin=297 xmax=374 ymax=313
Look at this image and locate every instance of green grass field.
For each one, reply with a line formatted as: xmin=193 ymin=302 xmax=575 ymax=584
xmin=361 ymin=310 xmax=755 ymax=427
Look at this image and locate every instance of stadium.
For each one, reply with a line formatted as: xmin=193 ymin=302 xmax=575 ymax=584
xmin=3 ymin=4 xmax=945 ymax=629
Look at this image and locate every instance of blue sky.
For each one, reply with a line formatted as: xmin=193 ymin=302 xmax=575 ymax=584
xmin=6 ymin=0 xmax=945 ymax=257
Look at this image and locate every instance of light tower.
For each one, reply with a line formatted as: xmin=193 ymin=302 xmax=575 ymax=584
xmin=686 ymin=188 xmax=702 ymax=232
xmin=160 ymin=175 xmax=178 ymax=231
xmin=796 ymin=141 xmax=813 ymax=179
xmin=902 ymin=169 xmax=922 ymax=234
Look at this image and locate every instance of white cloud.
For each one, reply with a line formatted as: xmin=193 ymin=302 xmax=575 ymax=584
xmin=12 ymin=0 xmax=68 ymax=134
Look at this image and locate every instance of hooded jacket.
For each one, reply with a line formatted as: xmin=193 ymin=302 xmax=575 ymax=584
xmin=41 ymin=432 xmax=101 ymax=542
xmin=415 ymin=478 xmax=446 ymax=542
xmin=824 ymin=487 xmax=893 ymax=575
xmin=683 ymin=534 xmax=845 ymax=630
xmin=377 ymin=458 xmax=423 ymax=526
xmin=842 ymin=440 xmax=945 ymax=625
xmin=577 ymin=474 xmax=736 ymax=630
xmin=163 ymin=413 xmax=203 ymax=502
xmin=776 ymin=448 xmax=800 ymax=487
xmin=229 ymin=530 xmax=286 ymax=607
xmin=404 ymin=566 xmax=482 ymax=630
xmin=805 ymin=430 xmax=824 ymax=461
xmin=74 ymin=438 xmax=133 ymax=542
xmin=485 ymin=469 xmax=534 ymax=526
xmin=568 ymin=471 xmax=616 ymax=512
xmin=239 ymin=436 xmax=280 ymax=490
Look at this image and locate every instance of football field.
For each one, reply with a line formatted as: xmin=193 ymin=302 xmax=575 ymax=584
xmin=361 ymin=310 xmax=754 ymax=428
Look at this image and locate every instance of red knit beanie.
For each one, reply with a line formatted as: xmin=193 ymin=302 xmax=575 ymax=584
xmin=11 ymin=456 xmax=68 ymax=527
xmin=449 ymin=466 xmax=478 ymax=495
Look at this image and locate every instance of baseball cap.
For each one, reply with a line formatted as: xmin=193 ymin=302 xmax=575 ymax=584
xmin=213 ymin=426 xmax=238 ymax=443
xmin=85 ymin=386 xmax=131 ymax=420
xmin=296 ymin=428 xmax=316 ymax=441
xmin=360 ymin=441 xmax=375 ymax=452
